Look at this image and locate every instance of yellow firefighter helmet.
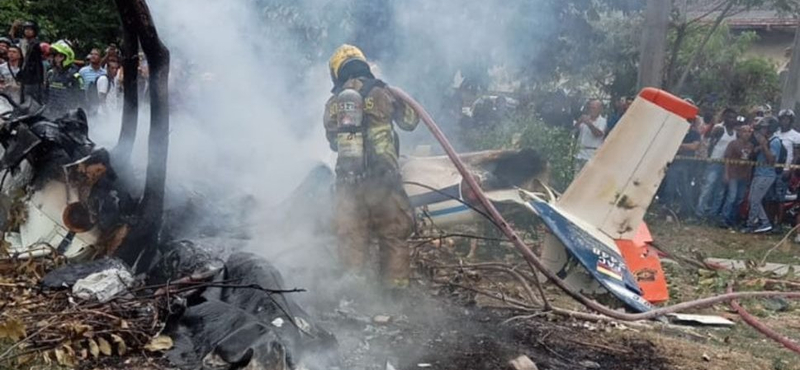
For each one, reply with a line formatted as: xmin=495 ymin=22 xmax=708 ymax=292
xmin=328 ymin=44 xmax=367 ymax=82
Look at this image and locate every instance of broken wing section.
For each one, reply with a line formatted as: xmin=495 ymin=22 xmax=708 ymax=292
xmin=558 ymin=92 xmax=692 ymax=240
xmin=402 ymin=149 xmax=547 ymax=229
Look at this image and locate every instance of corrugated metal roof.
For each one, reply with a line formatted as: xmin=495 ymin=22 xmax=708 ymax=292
xmin=686 ymin=7 xmax=796 ymax=28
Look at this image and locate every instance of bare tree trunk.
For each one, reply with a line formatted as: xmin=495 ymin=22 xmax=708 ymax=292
xmin=665 ymin=24 xmax=687 ymax=90
xmin=114 ymin=8 xmax=139 ymax=165
xmin=113 ymin=0 xmax=170 ymax=271
xmin=665 ymin=0 xmax=688 ymax=89
xmin=674 ymin=1 xmax=735 ymax=93
xmin=637 ymin=0 xmax=671 ymax=90
xmin=781 ymin=21 xmax=800 ymax=111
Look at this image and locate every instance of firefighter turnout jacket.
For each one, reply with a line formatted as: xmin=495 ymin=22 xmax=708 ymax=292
xmin=324 ymin=77 xmax=419 ymax=180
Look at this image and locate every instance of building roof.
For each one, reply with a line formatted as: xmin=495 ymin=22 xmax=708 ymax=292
xmin=686 ymin=1 xmax=797 ymax=29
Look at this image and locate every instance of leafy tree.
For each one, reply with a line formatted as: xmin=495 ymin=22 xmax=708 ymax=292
xmin=0 ymin=0 xmax=119 ymax=54
xmin=668 ymin=23 xmax=780 ymax=108
xmin=669 ymin=0 xmax=800 ymax=92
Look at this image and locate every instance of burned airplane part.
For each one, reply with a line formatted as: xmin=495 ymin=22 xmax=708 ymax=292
xmin=403 ymin=148 xmax=548 ymax=229
xmin=0 ymin=94 xmax=134 ymax=262
xmin=0 ymin=93 xmax=338 ymax=370
xmin=160 ymin=250 xmax=338 ymax=370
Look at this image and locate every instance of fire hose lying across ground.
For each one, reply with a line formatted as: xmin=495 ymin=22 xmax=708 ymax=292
xmin=389 ymin=86 xmax=800 ymax=354
xmin=727 ymin=285 xmax=800 ymax=354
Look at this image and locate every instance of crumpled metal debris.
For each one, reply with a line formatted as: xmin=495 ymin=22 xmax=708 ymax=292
xmin=0 ymin=95 xmax=134 ymax=262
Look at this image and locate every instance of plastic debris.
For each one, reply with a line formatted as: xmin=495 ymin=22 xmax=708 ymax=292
xmin=72 ymin=267 xmax=133 ymax=303
xmin=43 ymin=258 xmax=131 ymax=288
xmin=509 ymin=355 xmax=538 ymax=370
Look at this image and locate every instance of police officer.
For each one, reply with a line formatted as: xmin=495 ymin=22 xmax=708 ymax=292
xmin=45 ymin=41 xmax=84 ymax=117
xmin=323 ymin=44 xmax=419 ymax=289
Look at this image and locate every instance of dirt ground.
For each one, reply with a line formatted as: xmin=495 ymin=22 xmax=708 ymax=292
xmin=3 ymin=220 xmax=800 ymax=370
xmin=296 ymin=216 xmax=800 ymax=370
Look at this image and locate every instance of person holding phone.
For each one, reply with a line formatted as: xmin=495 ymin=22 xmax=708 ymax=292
xmin=696 ymin=108 xmax=739 ymax=221
xmin=744 ymin=117 xmax=782 ymax=233
xmin=573 ymin=99 xmax=607 ymax=175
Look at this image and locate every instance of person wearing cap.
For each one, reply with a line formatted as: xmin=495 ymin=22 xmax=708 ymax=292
xmin=773 ymin=109 xmax=800 ymax=202
xmin=776 ymin=109 xmax=800 ymax=160
xmin=17 ymin=21 xmax=38 ymax=59
xmin=744 ymin=117 xmax=783 ymax=233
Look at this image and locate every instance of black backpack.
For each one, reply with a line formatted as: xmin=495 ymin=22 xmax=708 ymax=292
xmin=771 ymin=137 xmax=789 ymax=175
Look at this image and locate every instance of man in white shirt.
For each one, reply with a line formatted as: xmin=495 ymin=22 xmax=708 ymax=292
xmin=696 ymin=108 xmax=739 ymax=220
xmin=775 ymin=109 xmax=800 ymax=163
xmin=774 ymin=109 xmax=800 ymax=201
xmin=574 ymin=99 xmax=607 ymax=174
xmin=94 ymin=59 xmax=121 ymax=114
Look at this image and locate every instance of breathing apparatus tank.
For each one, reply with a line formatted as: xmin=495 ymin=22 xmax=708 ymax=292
xmin=335 ymin=88 xmax=366 ymax=179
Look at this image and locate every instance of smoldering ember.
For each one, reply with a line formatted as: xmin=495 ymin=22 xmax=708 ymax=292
xmin=2 ymin=1 xmax=800 ymax=369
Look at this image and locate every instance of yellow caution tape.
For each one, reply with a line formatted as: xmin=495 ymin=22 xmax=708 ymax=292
xmin=673 ymin=155 xmax=800 ymax=170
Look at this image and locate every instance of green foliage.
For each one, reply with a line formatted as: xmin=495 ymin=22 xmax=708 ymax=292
xmin=671 ymin=24 xmax=780 ymax=108
xmin=575 ymin=12 xmax=643 ymax=98
xmin=0 ymin=0 xmax=119 ymax=55
xmin=460 ymin=108 xmax=576 ymax=191
xmin=730 ymin=57 xmax=781 ymax=107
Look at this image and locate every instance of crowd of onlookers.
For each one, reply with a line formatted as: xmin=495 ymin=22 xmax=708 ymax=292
xmin=0 ymin=20 xmax=145 ymax=118
xmin=576 ymin=97 xmax=800 ymax=240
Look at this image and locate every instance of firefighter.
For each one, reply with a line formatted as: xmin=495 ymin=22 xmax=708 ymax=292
xmin=323 ymin=44 xmax=419 ymax=289
xmin=45 ymin=41 xmax=84 ymax=118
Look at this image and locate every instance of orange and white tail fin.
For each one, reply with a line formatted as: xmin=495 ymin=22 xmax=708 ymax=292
xmin=541 ymin=88 xmax=697 ymax=305
xmin=557 ymin=88 xmax=697 ymax=240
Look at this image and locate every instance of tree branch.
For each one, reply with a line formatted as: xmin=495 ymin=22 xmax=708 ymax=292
xmin=113 ymin=4 xmax=139 ymax=165
xmin=111 ymin=0 xmax=170 ymax=272
xmin=674 ymin=1 xmax=735 ymax=92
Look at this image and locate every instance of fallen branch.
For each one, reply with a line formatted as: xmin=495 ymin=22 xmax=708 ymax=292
xmin=759 ymin=223 xmax=800 ymax=266
xmin=392 ymin=86 xmax=800 ymax=322
xmin=436 ymin=262 xmax=548 ymax=309
xmin=156 ymin=282 xmax=306 ymax=297
xmin=728 ymin=286 xmax=800 ymax=355
xmin=439 ymin=276 xmax=653 ymax=327
xmin=743 ymin=278 xmax=800 ymax=290
xmin=435 ymin=279 xmax=536 ymax=311
xmin=452 ymin=265 xmax=540 ymax=307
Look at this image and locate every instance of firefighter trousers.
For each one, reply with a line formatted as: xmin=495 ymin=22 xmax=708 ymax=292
xmin=334 ymin=177 xmax=414 ymax=286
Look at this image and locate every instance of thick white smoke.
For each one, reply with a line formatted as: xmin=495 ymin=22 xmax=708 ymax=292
xmin=82 ymin=1 xmax=562 ymax=368
xmin=84 ymin=0 xmax=564 ymax=280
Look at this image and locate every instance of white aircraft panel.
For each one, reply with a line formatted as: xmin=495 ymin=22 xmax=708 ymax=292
xmin=557 ymin=98 xmax=690 ymax=240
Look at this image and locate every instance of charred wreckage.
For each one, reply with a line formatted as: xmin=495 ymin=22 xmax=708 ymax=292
xmin=2 ymin=76 xmax=799 ymax=367
xmin=0 ymin=94 xmax=338 ymax=369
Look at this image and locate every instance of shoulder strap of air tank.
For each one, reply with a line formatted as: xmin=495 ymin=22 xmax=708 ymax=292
xmin=358 ymin=78 xmax=386 ymax=99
